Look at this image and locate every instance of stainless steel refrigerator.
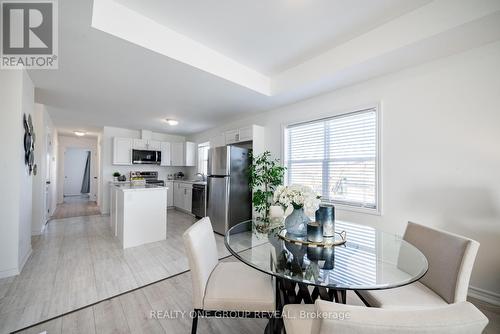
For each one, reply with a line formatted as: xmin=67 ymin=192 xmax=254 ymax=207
xmin=207 ymin=146 xmax=252 ymax=235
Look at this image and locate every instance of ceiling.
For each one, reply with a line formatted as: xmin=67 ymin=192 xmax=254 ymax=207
xmin=29 ymin=0 xmax=282 ymax=135
xmin=28 ymin=0 xmax=500 ymax=136
xmin=115 ymin=0 xmax=430 ymax=75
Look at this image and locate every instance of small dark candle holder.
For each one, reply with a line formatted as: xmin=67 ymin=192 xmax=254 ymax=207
xmin=307 ymin=246 xmax=323 ymax=261
xmin=307 ymin=221 xmax=323 ymax=242
xmin=315 ymin=204 xmax=335 ymax=237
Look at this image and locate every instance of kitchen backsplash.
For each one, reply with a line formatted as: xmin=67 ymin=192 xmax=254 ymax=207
xmin=110 ymin=165 xmax=189 ymax=181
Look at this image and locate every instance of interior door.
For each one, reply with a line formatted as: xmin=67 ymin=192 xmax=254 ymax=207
xmin=63 ymin=148 xmax=90 ymax=196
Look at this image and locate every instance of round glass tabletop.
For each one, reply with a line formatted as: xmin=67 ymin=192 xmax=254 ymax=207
xmin=225 ymin=220 xmax=428 ymax=290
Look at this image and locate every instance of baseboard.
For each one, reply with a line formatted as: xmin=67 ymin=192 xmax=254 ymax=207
xmin=173 ymin=207 xmax=194 ymax=216
xmin=19 ymin=248 xmax=32 ymax=272
xmin=0 ymin=249 xmax=31 ymax=279
xmin=0 ymin=267 xmax=19 ymax=279
xmin=469 ymin=286 xmax=500 ymax=306
xmin=31 ymin=220 xmax=48 ymax=236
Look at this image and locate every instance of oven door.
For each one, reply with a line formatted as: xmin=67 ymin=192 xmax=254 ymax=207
xmin=132 ymin=150 xmax=161 ymax=164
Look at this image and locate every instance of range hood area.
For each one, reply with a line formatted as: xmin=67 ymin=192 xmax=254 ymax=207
xmin=112 ymin=129 xmax=196 ymax=167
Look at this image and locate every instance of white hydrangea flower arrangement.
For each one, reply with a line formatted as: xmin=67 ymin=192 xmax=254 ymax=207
xmin=273 ymin=184 xmax=321 ymax=215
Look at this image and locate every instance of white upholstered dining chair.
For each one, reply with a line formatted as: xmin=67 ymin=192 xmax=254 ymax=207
xmin=283 ymin=299 xmax=488 ymax=334
xmin=357 ymin=221 xmax=480 ymax=308
xmin=182 ymin=217 xmax=276 ymax=334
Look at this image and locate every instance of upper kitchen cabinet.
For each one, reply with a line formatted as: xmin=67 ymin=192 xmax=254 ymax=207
xmin=113 ymin=137 xmax=133 ymax=165
xmin=224 ymin=129 xmax=239 ymax=144
xmin=133 ymin=139 xmax=147 ymax=150
xmin=133 ymin=139 xmax=161 ymax=151
xmin=224 ymin=125 xmax=262 ymax=145
xmin=148 ymin=140 xmax=162 ymax=150
xmin=185 ymin=141 xmax=196 ymax=166
xmin=171 ymin=141 xmax=196 ymax=166
xmin=238 ymin=126 xmax=254 ymax=142
xmin=160 ymin=142 xmax=171 ymax=166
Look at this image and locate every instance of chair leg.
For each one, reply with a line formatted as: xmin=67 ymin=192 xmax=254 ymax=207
xmin=191 ymin=309 xmax=199 ymax=334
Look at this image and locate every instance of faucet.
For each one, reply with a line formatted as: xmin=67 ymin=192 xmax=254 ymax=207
xmin=196 ymin=172 xmax=205 ymax=181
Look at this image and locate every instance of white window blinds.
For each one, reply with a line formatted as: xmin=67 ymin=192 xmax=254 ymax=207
xmin=285 ymin=108 xmax=378 ymax=210
xmin=197 ymin=142 xmax=209 ymax=175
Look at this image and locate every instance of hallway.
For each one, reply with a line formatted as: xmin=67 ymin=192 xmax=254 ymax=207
xmin=52 ymin=195 xmax=101 ymax=220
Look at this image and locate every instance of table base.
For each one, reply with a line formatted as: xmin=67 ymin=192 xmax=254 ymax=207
xmin=277 ymin=278 xmax=347 ymax=305
xmin=269 ymin=278 xmax=347 ymax=333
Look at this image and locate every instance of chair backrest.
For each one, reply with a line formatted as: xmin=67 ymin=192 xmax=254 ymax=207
xmin=309 ymin=300 xmax=488 ymax=334
xmin=403 ymin=222 xmax=479 ymax=303
xmin=182 ymin=217 xmax=219 ymax=309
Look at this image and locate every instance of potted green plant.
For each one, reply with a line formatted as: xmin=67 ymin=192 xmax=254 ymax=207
xmin=112 ymin=172 xmax=121 ymax=182
xmin=248 ymin=151 xmax=286 ymax=225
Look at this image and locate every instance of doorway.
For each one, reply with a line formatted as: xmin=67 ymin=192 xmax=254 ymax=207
xmin=45 ymin=132 xmax=53 ymax=222
xmin=63 ymin=148 xmax=91 ymax=200
xmin=53 ymin=147 xmax=101 ymax=219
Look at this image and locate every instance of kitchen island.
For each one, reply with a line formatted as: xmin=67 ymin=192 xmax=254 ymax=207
xmin=110 ymin=183 xmax=167 ymax=249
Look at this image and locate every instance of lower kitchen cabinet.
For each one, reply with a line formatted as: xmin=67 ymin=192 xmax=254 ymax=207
xmin=173 ymin=182 xmax=192 ymax=212
xmin=166 ymin=181 xmax=174 ymax=207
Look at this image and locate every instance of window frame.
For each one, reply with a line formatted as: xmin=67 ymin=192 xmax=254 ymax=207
xmin=282 ymin=103 xmax=382 ymax=216
xmin=197 ymin=142 xmax=210 ymax=176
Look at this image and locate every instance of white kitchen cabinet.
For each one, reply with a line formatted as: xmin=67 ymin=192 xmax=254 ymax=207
xmin=224 ymin=129 xmax=239 ymax=144
xmin=173 ymin=182 xmax=192 ymax=212
xmin=173 ymin=182 xmax=182 ymax=208
xmin=171 ymin=142 xmax=184 ymax=166
xmin=165 ymin=181 xmax=174 ymax=207
xmin=171 ymin=142 xmax=196 ymax=167
xmin=133 ymin=139 xmax=161 ymax=151
xmin=238 ymin=126 xmax=253 ymax=142
xmin=113 ymin=137 xmax=132 ymax=165
xmin=148 ymin=140 xmax=161 ymax=150
xmin=224 ymin=125 xmax=260 ymax=145
xmin=184 ymin=185 xmax=192 ymax=212
xmin=185 ymin=142 xmax=196 ymax=166
xmin=160 ymin=142 xmax=171 ymax=166
xmin=133 ymin=139 xmax=148 ymax=150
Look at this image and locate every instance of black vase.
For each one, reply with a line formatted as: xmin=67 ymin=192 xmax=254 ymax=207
xmin=315 ymin=204 xmax=335 ymax=237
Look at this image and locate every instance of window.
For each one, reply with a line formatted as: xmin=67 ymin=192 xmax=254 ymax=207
xmin=197 ymin=142 xmax=210 ymax=175
xmin=285 ymin=108 xmax=379 ymax=212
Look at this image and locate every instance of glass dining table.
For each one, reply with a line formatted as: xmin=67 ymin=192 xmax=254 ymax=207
xmin=225 ymin=219 xmax=428 ymax=307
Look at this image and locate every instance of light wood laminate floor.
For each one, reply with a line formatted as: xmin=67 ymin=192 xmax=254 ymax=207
xmin=14 ymin=268 xmax=500 ymax=334
xmin=0 ymin=210 xmax=230 ymax=333
xmin=15 ymin=266 xmax=269 ymax=334
xmin=2 ymin=211 xmax=499 ymax=333
xmin=52 ymin=196 xmax=101 ymax=219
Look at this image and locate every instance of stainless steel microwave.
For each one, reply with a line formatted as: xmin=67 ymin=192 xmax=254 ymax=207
xmin=132 ymin=149 xmax=161 ymax=165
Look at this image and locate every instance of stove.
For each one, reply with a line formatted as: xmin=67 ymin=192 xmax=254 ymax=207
xmin=130 ymin=171 xmax=165 ymax=186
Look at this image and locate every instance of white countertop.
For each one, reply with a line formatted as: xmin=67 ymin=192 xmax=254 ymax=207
xmin=170 ymin=180 xmax=207 ymax=185
xmin=113 ymin=183 xmax=167 ymax=192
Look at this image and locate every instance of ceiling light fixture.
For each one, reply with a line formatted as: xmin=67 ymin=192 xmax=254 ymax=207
xmin=165 ymin=119 xmax=179 ymax=126
xmin=74 ymin=131 xmax=86 ymax=136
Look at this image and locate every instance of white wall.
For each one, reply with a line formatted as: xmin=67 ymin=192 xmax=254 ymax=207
xmin=18 ymin=71 xmax=35 ymax=271
xmin=0 ymin=70 xmax=34 ymax=278
xmin=57 ymin=135 xmax=98 ymax=203
xmin=189 ymin=41 xmax=500 ymax=300
xmin=100 ymin=126 xmax=187 ymax=214
xmin=32 ymin=103 xmax=57 ymax=235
